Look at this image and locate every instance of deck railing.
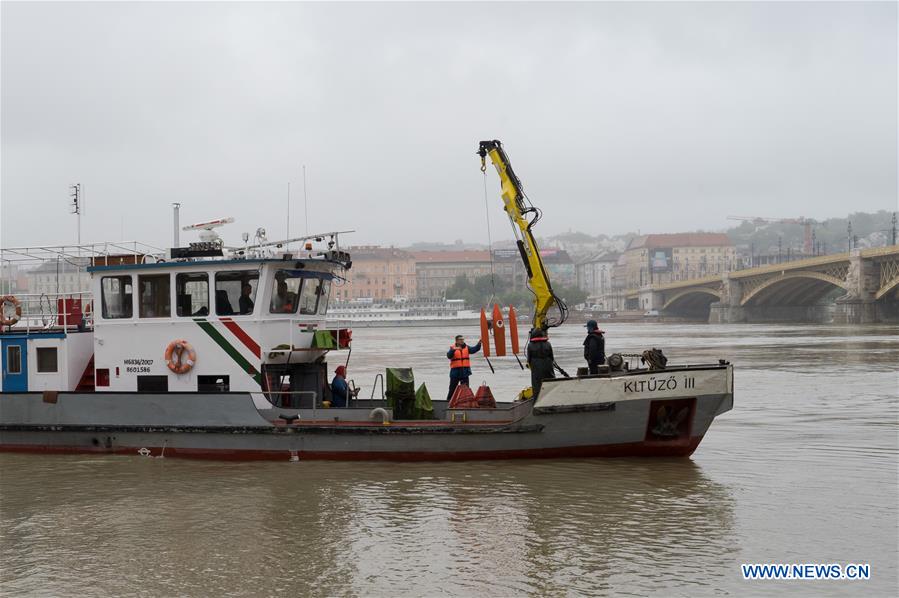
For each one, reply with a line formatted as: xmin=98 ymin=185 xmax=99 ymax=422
xmin=1 ymin=292 xmax=93 ymax=335
xmin=2 ymin=241 xmax=166 ymax=335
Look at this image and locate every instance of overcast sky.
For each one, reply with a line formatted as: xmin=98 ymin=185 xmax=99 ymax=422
xmin=2 ymin=1 xmax=896 ymax=251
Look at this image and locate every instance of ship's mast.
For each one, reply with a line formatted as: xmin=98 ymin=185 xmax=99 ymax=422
xmin=172 ymin=203 xmax=181 ymax=248
xmin=70 ymin=183 xmax=82 ymax=246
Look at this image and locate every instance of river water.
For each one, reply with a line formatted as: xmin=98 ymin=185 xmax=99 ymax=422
xmin=1 ymin=323 xmax=897 ymax=596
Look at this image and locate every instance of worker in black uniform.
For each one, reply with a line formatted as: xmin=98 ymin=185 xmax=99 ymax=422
xmin=526 ymin=327 xmax=555 ymax=398
xmin=583 ymin=319 xmax=606 ymax=375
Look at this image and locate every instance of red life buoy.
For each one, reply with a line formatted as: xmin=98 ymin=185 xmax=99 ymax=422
xmin=164 ymin=339 xmax=197 ymax=374
xmin=0 ymin=295 xmax=22 ymax=326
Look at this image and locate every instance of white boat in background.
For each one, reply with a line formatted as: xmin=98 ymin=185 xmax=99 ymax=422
xmin=326 ymin=298 xmax=481 ymax=328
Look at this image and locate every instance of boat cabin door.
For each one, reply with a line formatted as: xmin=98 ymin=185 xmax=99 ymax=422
xmin=1 ymin=338 xmax=28 ymax=392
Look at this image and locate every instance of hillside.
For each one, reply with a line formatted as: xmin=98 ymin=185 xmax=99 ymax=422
xmin=726 ymin=211 xmax=895 ymax=254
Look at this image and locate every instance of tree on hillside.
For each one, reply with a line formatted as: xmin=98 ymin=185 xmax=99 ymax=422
xmin=555 ymin=285 xmax=588 ymax=307
xmin=726 ymin=210 xmax=894 ymax=253
xmin=446 ymin=274 xmax=521 ymax=307
xmin=445 ymin=275 xmax=588 ymax=312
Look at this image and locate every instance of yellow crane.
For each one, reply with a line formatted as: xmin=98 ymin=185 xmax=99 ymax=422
xmin=478 ymin=139 xmax=569 ymax=331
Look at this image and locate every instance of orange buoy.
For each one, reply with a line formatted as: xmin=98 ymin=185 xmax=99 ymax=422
xmin=492 ymin=303 xmax=506 ymax=356
xmin=0 ymin=295 xmax=22 ymax=326
xmin=508 ymin=305 xmax=520 ymax=355
xmin=449 ymin=383 xmax=478 ymax=409
xmin=164 ymin=339 xmax=197 ymax=374
xmin=474 ymin=383 xmax=496 ymax=408
xmin=479 ymin=307 xmax=490 ymax=357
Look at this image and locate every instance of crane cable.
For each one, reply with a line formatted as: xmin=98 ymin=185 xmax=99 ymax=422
xmin=482 ymin=170 xmax=497 ymax=305
xmin=480 ymin=169 xmax=497 ymax=375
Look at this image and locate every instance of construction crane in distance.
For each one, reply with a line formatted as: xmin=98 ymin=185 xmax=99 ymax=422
xmin=727 ymin=215 xmax=821 ymax=255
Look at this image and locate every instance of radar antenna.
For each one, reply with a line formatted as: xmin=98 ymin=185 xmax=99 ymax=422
xmin=181 ymin=217 xmax=234 ymax=246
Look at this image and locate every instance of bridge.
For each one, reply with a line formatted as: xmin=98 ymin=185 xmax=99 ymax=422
xmin=628 ymin=246 xmax=899 ymax=323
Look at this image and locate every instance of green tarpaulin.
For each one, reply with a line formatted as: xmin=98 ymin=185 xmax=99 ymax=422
xmin=311 ymin=330 xmax=336 ymax=349
xmin=413 ymin=383 xmax=434 ymax=420
xmin=385 ymin=368 xmax=434 ymax=420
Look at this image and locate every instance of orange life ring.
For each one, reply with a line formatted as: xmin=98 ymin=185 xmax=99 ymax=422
xmin=0 ymin=295 xmax=22 ymax=326
xmin=164 ymin=339 xmax=197 ymax=374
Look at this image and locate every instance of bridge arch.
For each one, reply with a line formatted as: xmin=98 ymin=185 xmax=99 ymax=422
xmin=875 ymin=259 xmax=899 ymax=300
xmin=741 ymin=272 xmax=847 ymax=306
xmin=663 ymin=288 xmax=722 ymax=311
xmin=876 ymin=277 xmax=899 ymax=300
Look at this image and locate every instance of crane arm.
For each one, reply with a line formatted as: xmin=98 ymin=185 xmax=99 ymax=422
xmin=478 ymin=139 xmax=567 ymax=331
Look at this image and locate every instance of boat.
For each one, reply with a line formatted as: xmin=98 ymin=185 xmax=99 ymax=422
xmin=0 ymin=141 xmax=733 ymax=461
xmin=326 ymin=299 xmax=530 ymax=328
xmin=326 ymin=298 xmax=482 ymax=328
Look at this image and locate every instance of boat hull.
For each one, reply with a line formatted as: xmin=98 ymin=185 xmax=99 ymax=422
xmin=0 ymin=432 xmax=705 ymax=460
xmin=0 ymin=366 xmax=733 ymax=461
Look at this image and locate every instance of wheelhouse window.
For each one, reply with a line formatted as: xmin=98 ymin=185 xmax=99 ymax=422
xmin=298 ymin=277 xmax=321 ymax=315
xmin=269 ymin=272 xmax=330 ymax=315
xmin=36 ymin=348 xmax=58 ymax=373
xmin=138 ymin=274 xmax=171 ymax=318
xmin=269 ymin=271 xmax=302 ymax=314
xmin=101 ymin=276 xmax=133 ymax=319
xmin=317 ymin=280 xmax=331 ymax=315
xmin=176 ymin=273 xmax=209 ymax=317
xmin=215 ymin=271 xmax=259 ymax=316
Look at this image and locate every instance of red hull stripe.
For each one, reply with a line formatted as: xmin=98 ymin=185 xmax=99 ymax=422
xmin=0 ymin=436 xmax=704 ymax=461
xmin=219 ymin=318 xmax=261 ymax=358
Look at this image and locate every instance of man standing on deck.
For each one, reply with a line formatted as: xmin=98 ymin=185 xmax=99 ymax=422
xmin=446 ymin=334 xmax=482 ymax=401
xmin=526 ymin=327 xmax=555 ymax=397
xmin=583 ymin=319 xmax=606 ymax=375
xmin=330 ymin=365 xmax=358 ymax=408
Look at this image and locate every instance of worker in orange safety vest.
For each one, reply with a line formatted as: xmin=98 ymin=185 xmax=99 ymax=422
xmin=446 ymin=334 xmax=482 ymax=401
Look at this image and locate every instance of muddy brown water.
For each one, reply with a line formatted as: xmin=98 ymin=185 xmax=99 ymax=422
xmin=1 ymin=323 xmax=897 ymax=596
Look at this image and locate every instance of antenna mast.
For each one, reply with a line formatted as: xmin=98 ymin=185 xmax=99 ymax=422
xmin=303 ymin=164 xmax=309 ymax=235
xmin=69 ymin=183 xmax=82 ymax=245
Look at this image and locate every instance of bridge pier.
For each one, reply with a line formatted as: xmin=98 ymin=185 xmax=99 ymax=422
xmin=833 ymin=299 xmax=878 ymax=324
xmin=833 ymin=249 xmax=881 ymax=324
xmin=708 ymin=303 xmax=744 ymax=324
xmin=708 ymin=275 xmax=744 ymax=323
xmin=638 ymin=288 xmax=665 ymax=313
